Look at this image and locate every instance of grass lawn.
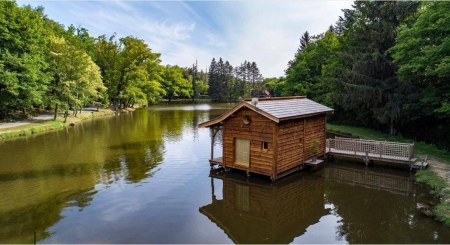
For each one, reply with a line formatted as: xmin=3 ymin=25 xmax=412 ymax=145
xmin=0 ymin=108 xmax=134 ymax=140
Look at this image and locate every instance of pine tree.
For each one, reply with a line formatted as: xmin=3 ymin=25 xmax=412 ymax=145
xmin=332 ymin=1 xmax=419 ymax=135
xmin=208 ymin=58 xmax=219 ymax=101
xmin=297 ymin=31 xmax=311 ymax=55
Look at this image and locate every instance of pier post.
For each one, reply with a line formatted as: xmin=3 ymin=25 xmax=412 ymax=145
xmin=379 ymin=142 xmax=382 ymax=158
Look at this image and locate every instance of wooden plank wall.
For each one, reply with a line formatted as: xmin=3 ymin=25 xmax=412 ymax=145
xmin=303 ymin=114 xmax=327 ymax=161
xmin=223 ymin=108 xmax=274 ymax=175
xmin=276 ymin=120 xmax=304 ymax=173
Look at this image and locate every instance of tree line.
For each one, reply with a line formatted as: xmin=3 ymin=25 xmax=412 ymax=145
xmin=264 ymin=1 xmax=450 ymax=150
xmin=208 ymin=58 xmax=264 ymax=102
xmin=0 ymin=0 xmax=209 ymax=119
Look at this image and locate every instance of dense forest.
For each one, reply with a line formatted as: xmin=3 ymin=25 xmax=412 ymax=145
xmin=266 ymin=1 xmax=450 ymax=151
xmin=1 ymin=1 xmax=449 ymax=150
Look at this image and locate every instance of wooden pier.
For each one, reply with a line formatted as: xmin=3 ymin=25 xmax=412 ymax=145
xmin=326 ymin=137 xmax=428 ymax=170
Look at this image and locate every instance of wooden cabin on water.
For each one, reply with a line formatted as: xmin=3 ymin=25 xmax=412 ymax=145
xmin=198 ymin=96 xmax=333 ymax=181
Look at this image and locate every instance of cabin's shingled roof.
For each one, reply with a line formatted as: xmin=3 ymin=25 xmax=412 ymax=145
xmin=198 ymin=96 xmax=333 ymax=128
xmin=244 ymin=97 xmax=333 ymax=120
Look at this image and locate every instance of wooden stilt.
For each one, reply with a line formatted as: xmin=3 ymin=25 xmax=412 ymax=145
xmin=210 ymin=128 xmax=215 ymax=160
xmin=211 ymin=177 xmax=215 ymax=203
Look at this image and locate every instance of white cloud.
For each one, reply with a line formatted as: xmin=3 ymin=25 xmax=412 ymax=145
xmin=17 ymin=0 xmax=354 ymax=77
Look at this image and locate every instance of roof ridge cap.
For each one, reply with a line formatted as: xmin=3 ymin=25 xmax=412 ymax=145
xmin=244 ymin=96 xmax=306 ymax=101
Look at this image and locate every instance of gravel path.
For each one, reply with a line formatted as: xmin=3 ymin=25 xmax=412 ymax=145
xmin=0 ymin=113 xmax=55 ymax=129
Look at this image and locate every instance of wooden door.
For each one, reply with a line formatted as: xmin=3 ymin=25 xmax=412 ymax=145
xmin=235 ymin=138 xmax=250 ymax=166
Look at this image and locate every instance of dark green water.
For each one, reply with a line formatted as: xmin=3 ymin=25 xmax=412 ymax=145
xmin=0 ymin=104 xmax=449 ymax=243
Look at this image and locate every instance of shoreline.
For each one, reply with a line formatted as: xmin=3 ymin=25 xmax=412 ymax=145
xmin=0 ymin=107 xmax=138 ymax=141
xmin=327 ymin=123 xmax=450 ymax=226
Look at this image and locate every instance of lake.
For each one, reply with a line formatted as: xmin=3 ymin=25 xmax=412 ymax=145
xmin=0 ymin=104 xmax=449 ymax=243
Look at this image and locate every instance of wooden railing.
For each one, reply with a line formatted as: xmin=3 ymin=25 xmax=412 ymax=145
xmin=326 ymin=137 xmax=414 ymax=161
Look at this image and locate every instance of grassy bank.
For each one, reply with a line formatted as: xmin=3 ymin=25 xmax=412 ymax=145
xmin=0 ymin=107 xmax=136 ymax=140
xmin=327 ymin=123 xmax=450 ymax=226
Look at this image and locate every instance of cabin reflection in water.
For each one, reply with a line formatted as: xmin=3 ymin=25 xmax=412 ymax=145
xmin=199 ymin=169 xmax=329 ymax=244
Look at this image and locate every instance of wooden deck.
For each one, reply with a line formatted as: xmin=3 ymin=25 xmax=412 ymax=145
xmin=326 ymin=137 xmax=427 ymax=169
xmin=209 ymin=157 xmax=223 ymax=166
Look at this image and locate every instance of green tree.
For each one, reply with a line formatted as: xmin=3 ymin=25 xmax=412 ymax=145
xmin=331 ymin=1 xmax=419 ymax=135
xmin=0 ymin=1 xmax=50 ymax=117
xmin=93 ymin=35 xmax=164 ymax=107
xmin=284 ymin=30 xmax=340 ymax=105
xmin=48 ymin=35 xmax=105 ymax=119
xmin=297 ymin=31 xmax=311 ymax=55
xmin=263 ymin=77 xmax=285 ymax=97
xmin=161 ymin=65 xmax=191 ymax=102
xmin=390 ymin=1 xmax=450 ymax=148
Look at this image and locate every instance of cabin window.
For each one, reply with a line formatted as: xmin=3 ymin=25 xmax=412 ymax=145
xmin=262 ymin=141 xmax=269 ymax=151
xmin=235 ymin=184 xmax=250 ymax=212
xmin=243 ymin=115 xmax=251 ymax=125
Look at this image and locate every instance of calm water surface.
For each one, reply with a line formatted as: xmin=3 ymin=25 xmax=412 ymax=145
xmin=0 ymin=104 xmax=449 ymax=243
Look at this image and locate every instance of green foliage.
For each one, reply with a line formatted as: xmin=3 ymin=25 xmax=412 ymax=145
xmin=93 ymin=35 xmax=165 ymax=107
xmin=48 ymin=35 xmax=105 ymax=117
xmin=330 ymin=1 xmax=419 ymax=135
xmin=310 ymin=139 xmax=319 ymax=156
xmin=390 ymin=2 xmax=450 ymax=149
xmin=195 ymin=80 xmax=208 ymax=95
xmin=416 ymin=170 xmax=450 ymax=226
xmin=284 ymin=31 xmax=341 ymax=105
xmin=416 ymin=170 xmax=446 ymax=196
xmin=208 ymin=58 xmax=233 ymax=102
xmin=263 ymin=77 xmax=285 ymax=97
xmin=0 ymin=1 xmax=50 ymax=117
xmin=435 ymin=203 xmax=450 ymax=227
xmin=161 ymin=65 xmax=191 ymax=102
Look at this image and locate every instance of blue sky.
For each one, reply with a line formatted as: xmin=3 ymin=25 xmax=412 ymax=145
xmin=17 ymin=0 xmax=353 ymax=78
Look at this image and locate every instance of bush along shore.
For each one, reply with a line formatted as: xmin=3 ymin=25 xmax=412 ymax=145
xmin=0 ymin=107 xmax=136 ymax=141
xmin=327 ymin=124 xmax=450 ymax=226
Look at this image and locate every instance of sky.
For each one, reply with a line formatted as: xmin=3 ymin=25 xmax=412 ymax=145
xmin=17 ymin=0 xmax=354 ymax=78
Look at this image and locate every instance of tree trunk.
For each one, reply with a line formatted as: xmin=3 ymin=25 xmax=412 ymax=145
xmin=54 ymin=103 xmax=59 ymax=120
xmin=389 ymin=118 xmax=396 ymax=135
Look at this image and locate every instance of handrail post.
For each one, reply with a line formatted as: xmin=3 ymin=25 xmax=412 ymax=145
xmin=408 ymin=144 xmax=413 ymax=161
xmin=354 ymin=139 xmax=356 ymax=155
xmin=379 ymin=142 xmax=382 ymax=158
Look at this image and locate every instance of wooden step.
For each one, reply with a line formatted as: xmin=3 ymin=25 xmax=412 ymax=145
xmin=409 ymin=158 xmax=417 ymax=162
xmin=305 ymin=159 xmax=324 ymax=166
xmin=413 ymin=161 xmax=428 ymax=169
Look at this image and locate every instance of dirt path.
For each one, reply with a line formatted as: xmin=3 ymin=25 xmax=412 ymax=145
xmin=0 ymin=107 xmax=101 ymax=130
xmin=0 ymin=113 xmax=54 ymax=129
